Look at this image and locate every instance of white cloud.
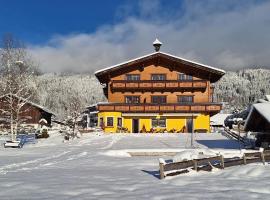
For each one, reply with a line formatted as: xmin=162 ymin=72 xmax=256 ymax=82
xmin=29 ymin=0 xmax=270 ymax=73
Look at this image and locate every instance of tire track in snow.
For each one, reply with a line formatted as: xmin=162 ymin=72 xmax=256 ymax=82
xmin=99 ymin=135 xmax=125 ymax=150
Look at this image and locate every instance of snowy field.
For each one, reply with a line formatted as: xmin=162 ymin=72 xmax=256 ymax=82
xmin=0 ymin=132 xmax=269 ymax=200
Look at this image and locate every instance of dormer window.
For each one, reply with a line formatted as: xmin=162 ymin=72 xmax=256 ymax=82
xmin=151 ymin=74 xmax=166 ymax=80
xmin=126 ymin=74 xmax=140 ymax=81
xmin=179 ymin=73 xmax=193 ymax=80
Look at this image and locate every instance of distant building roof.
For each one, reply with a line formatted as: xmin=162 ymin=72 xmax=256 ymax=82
xmin=210 ymin=113 xmax=231 ymax=126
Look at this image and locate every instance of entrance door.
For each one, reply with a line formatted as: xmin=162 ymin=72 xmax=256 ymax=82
xmin=186 ymin=118 xmax=193 ymax=133
xmin=132 ymin=119 xmax=139 ymax=133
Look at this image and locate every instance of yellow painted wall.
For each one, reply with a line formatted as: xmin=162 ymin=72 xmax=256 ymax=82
xmin=98 ymin=112 xmax=210 ymax=133
xmin=98 ymin=112 xmax=122 ymax=133
xmin=166 ymin=117 xmax=186 ymax=132
xmin=194 ymin=114 xmax=210 ymax=132
xmin=123 ymin=118 xmax=132 ymax=133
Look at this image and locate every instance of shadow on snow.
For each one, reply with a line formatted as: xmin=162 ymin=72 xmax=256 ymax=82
xmin=196 ymin=139 xmax=243 ymax=149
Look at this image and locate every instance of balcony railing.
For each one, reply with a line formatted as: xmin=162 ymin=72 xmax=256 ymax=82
xmin=110 ymin=80 xmax=207 ymax=92
xmin=97 ymin=103 xmax=222 ymax=113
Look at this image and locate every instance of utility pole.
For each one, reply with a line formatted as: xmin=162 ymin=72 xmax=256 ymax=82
xmin=191 ymin=114 xmax=194 ymax=148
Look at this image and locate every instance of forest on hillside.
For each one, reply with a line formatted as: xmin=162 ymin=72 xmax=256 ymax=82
xmin=32 ymin=68 xmax=270 ymax=118
xmin=214 ymin=69 xmax=270 ymax=112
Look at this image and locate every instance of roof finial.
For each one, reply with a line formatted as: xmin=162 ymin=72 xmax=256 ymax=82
xmin=153 ymin=38 xmax=162 ymax=52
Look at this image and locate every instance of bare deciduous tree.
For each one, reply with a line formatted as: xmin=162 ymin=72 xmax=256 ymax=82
xmin=0 ymin=34 xmax=38 ymax=140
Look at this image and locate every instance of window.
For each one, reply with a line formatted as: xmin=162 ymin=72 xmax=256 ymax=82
xmin=178 ymin=96 xmax=193 ymax=103
xmin=126 ymin=74 xmax=140 ymax=81
xmin=117 ymin=117 xmax=122 ymax=127
xmin=151 ymin=74 xmax=166 ymax=80
xmin=99 ymin=117 xmax=104 ymax=127
xmin=107 ymin=117 xmax=114 ymax=127
xmin=151 ymin=96 xmax=167 ymax=104
xmin=125 ymin=96 xmax=140 ymax=103
xmin=178 ymin=73 xmax=193 ymax=80
xmin=152 ymin=118 xmax=166 ymax=128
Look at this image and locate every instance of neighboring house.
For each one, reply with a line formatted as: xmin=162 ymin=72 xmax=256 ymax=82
xmin=244 ymin=102 xmax=270 ymax=148
xmin=244 ymin=102 xmax=270 ymax=132
xmin=244 ymin=96 xmax=270 ymax=148
xmin=0 ymin=94 xmax=55 ymax=128
xmin=90 ymin=39 xmax=225 ymax=133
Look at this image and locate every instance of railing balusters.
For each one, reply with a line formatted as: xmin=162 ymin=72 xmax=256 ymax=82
xmin=98 ymin=103 xmax=221 ymax=113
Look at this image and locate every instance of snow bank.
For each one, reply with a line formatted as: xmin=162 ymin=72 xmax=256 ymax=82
xmin=173 ymin=149 xmax=218 ymax=162
xmin=100 ymin=150 xmax=131 ymax=157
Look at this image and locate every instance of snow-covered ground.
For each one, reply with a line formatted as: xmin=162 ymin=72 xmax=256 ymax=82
xmin=0 ymin=132 xmax=269 ymax=200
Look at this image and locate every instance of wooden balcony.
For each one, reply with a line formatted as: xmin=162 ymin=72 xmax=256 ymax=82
xmin=97 ymin=103 xmax=222 ymax=114
xmin=110 ymin=80 xmax=207 ymax=92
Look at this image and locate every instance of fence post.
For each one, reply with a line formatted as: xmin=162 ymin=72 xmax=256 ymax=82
xmin=159 ymin=158 xmax=165 ymax=179
xmin=243 ymin=154 xmax=247 ymax=165
xmin=260 ymin=148 xmax=265 ymax=165
xmin=193 ymin=160 xmax=198 ymax=171
xmin=220 ymin=155 xmax=225 ymax=169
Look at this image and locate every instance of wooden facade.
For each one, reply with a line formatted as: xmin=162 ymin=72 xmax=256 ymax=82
xmin=93 ymin=51 xmax=225 ymax=133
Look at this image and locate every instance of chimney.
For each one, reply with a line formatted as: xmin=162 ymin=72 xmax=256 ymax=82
xmin=153 ymin=38 xmax=162 ymax=52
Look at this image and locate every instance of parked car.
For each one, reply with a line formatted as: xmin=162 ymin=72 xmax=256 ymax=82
xmin=224 ymin=108 xmax=250 ymax=129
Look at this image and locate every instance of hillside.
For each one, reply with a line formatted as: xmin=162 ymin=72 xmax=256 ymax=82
xmin=214 ymin=69 xmax=270 ymax=111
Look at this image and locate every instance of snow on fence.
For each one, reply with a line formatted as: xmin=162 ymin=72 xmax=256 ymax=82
xmin=159 ymin=149 xmax=270 ymax=179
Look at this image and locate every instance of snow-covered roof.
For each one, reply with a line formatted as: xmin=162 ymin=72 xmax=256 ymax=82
xmin=95 ymin=51 xmax=225 ymax=76
xmin=210 ymin=113 xmax=231 ymax=126
xmin=244 ymin=102 xmax=270 ymax=131
xmin=250 ymin=103 xmax=270 ymax=123
xmin=0 ymin=94 xmax=56 ymax=116
xmin=85 ymin=102 xmax=109 ymax=109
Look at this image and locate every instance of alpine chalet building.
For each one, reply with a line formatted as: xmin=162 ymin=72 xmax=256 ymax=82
xmin=92 ymin=39 xmax=225 ymax=133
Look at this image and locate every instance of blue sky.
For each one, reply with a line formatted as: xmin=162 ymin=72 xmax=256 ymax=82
xmin=0 ymin=0 xmax=185 ymax=44
xmin=0 ymin=0 xmax=129 ymax=44
xmin=0 ymin=0 xmax=269 ymax=72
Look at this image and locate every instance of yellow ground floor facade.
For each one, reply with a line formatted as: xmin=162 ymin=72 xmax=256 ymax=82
xmin=97 ymin=112 xmax=210 ymax=133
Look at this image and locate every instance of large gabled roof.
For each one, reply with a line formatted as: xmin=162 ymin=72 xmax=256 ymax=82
xmin=95 ymin=51 xmax=226 ymax=83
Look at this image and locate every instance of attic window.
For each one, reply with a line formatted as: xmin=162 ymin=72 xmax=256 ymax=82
xmin=179 ymin=73 xmax=193 ymax=81
xmin=151 ymin=74 xmax=166 ymax=80
xmin=126 ymin=74 xmax=140 ymax=81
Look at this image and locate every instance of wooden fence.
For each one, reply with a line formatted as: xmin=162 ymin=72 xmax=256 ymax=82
xmin=223 ymin=127 xmax=246 ymax=144
xmin=159 ymin=150 xmax=270 ymax=179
